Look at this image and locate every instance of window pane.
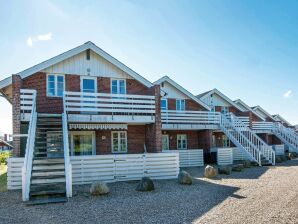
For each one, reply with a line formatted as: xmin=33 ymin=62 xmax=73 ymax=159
xmin=73 ymin=134 xmax=93 ymax=156
xmin=83 ymin=79 xmax=95 ymax=92
xmin=57 ymin=76 xmax=64 ymax=82
xmin=176 ymin=100 xmax=181 ymax=110
xmin=161 ymin=99 xmax=167 ymax=110
xmin=181 ymin=100 xmax=185 ymax=110
xmin=119 ymin=80 xmax=125 ymax=94
xmin=48 ymin=75 xmax=55 ymax=82
xmin=47 ymin=88 xmax=55 ymax=96
xmin=112 ymin=85 xmax=118 ymax=94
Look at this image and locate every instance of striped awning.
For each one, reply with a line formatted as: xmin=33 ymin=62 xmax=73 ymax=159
xmin=69 ymin=124 xmax=128 ymax=130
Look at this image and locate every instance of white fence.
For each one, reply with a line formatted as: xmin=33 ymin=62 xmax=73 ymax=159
xmin=273 ymin=145 xmax=285 ymax=155
xmin=177 ymin=149 xmax=204 ymax=167
xmin=20 ymin=89 xmax=36 ymax=120
xmin=237 ymin=117 xmax=250 ymax=127
xmin=252 ymin=122 xmax=273 ymax=132
xmin=217 ymin=148 xmax=233 ymax=165
xmin=7 ymin=153 xmax=179 ymax=189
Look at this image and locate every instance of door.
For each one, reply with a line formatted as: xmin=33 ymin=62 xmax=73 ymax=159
xmin=162 ymin=135 xmax=169 ymax=151
xmin=80 ymin=77 xmax=97 ymax=112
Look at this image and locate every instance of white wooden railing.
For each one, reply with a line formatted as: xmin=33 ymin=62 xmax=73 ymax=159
xmin=161 ymin=110 xmax=221 ymax=125
xmin=21 ymin=90 xmax=37 ymax=201
xmin=237 ymin=116 xmax=250 ymax=127
xmin=272 ymin=123 xmax=298 ymax=152
xmin=64 ymin=91 xmax=156 ymax=116
xmin=220 ymin=114 xmax=262 ymax=165
xmin=227 ymin=113 xmax=275 ymax=165
xmin=20 ymin=89 xmax=36 ymax=119
xmin=62 ymin=112 xmax=72 ymax=197
xmin=252 ymin=122 xmax=274 ymax=132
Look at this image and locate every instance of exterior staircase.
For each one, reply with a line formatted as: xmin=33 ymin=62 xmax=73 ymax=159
xmin=272 ymin=123 xmax=298 ymax=153
xmin=27 ymin=114 xmax=67 ymax=205
xmin=220 ymin=113 xmax=275 ymax=166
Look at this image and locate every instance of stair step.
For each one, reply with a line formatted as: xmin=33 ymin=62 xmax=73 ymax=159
xmin=30 ymin=183 xmax=66 ymax=191
xmin=33 ymin=165 xmax=65 ymax=171
xmin=30 ymin=189 xmax=66 ymax=197
xmin=31 ymin=177 xmax=65 ymax=184
xmin=32 ymin=170 xmax=65 ymax=176
xmin=33 ymin=158 xmax=64 ymax=164
xmin=38 ymin=114 xmax=62 ymax=118
xmin=32 ymin=174 xmax=66 ymax=180
xmin=26 ymin=197 xmax=67 ymax=206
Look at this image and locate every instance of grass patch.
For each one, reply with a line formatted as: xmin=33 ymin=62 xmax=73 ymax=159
xmin=0 ymin=164 xmax=7 ymax=192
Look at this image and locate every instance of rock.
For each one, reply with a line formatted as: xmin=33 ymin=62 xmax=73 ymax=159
xmin=289 ymin=153 xmax=296 ymax=159
xmin=218 ymin=166 xmax=232 ymax=175
xmin=285 ymin=153 xmax=294 ymax=160
xmin=243 ymin=160 xmax=251 ymax=168
xmin=232 ymin=164 xmax=244 ymax=172
xmin=178 ymin=170 xmax=192 ymax=185
xmin=204 ymin=165 xmax=217 ymax=178
xmin=291 ymin=152 xmax=298 ymax=158
xmin=90 ymin=181 xmax=110 ymax=196
xmin=136 ymin=177 xmax=155 ymax=191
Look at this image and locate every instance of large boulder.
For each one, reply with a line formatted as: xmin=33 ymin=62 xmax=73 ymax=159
xmin=204 ymin=165 xmax=217 ymax=178
xmin=291 ymin=152 xmax=298 ymax=158
xmin=218 ymin=166 xmax=232 ymax=175
xmin=136 ymin=177 xmax=155 ymax=192
xmin=232 ymin=164 xmax=244 ymax=172
xmin=286 ymin=153 xmax=295 ymax=160
xmin=90 ymin=181 xmax=110 ymax=196
xmin=178 ymin=170 xmax=192 ymax=185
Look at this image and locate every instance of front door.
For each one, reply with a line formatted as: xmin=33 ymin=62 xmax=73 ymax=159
xmin=162 ymin=135 xmax=169 ymax=151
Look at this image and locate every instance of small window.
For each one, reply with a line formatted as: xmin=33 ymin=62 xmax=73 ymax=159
xmin=162 ymin=135 xmax=169 ymax=150
xmin=47 ymin=74 xmax=64 ymax=97
xmin=160 ymin=99 xmax=167 ymax=110
xmin=111 ymin=79 xmax=126 ymax=94
xmin=86 ymin=49 xmax=90 ymax=60
xmin=177 ymin=134 xmax=187 ymax=150
xmin=112 ymin=131 xmax=127 ymax=153
xmin=176 ymin=99 xmax=185 ymax=111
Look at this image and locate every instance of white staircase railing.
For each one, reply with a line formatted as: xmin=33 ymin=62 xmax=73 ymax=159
xmin=227 ymin=113 xmax=275 ymax=165
xmin=273 ymin=123 xmax=298 ymax=152
xmin=220 ymin=114 xmax=262 ymax=165
xmin=62 ymin=112 xmax=72 ymax=197
xmin=21 ymin=90 xmax=37 ymax=201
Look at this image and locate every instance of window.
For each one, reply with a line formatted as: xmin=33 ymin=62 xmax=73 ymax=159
xmin=162 ymin=135 xmax=169 ymax=150
xmin=111 ymin=79 xmax=126 ymax=94
xmin=112 ymin=131 xmax=127 ymax=153
xmin=81 ymin=77 xmax=97 ymax=93
xmin=221 ymin=106 xmax=229 ymax=114
xmin=176 ymin=99 xmax=185 ymax=111
xmin=47 ymin=74 xmax=64 ymax=97
xmin=70 ymin=131 xmax=95 ymax=156
xmin=177 ymin=134 xmax=187 ymax=150
xmin=160 ymin=99 xmax=167 ymax=110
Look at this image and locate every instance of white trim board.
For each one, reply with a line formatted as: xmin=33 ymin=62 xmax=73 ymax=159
xmin=154 ymin=76 xmax=210 ymax=111
xmin=198 ymin=88 xmax=245 ymax=112
xmin=251 ymin=105 xmax=276 ymax=121
xmin=0 ymin=41 xmax=153 ymax=89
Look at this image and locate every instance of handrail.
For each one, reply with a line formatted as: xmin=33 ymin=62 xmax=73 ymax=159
xmin=22 ymin=90 xmax=37 ymax=201
xmin=63 ymin=96 xmax=72 ymax=197
xmin=273 ymin=123 xmax=298 ymax=152
xmin=220 ymin=114 xmax=262 ymax=165
xmin=227 ymin=113 xmax=275 ymax=165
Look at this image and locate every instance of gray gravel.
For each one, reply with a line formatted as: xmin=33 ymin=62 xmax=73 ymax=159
xmin=1 ymin=160 xmax=298 ymax=224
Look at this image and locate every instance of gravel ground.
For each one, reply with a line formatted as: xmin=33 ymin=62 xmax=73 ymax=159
xmin=1 ymin=160 xmax=298 ymax=224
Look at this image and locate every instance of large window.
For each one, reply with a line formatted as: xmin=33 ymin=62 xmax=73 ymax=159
xmin=160 ymin=99 xmax=168 ymax=110
xmin=176 ymin=99 xmax=185 ymax=111
xmin=47 ymin=74 xmax=64 ymax=97
xmin=70 ymin=131 xmax=95 ymax=156
xmin=112 ymin=131 xmax=127 ymax=153
xmin=177 ymin=134 xmax=187 ymax=150
xmin=162 ymin=135 xmax=169 ymax=150
xmin=111 ymin=79 xmax=126 ymax=94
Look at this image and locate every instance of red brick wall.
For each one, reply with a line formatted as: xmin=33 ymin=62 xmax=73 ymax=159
xmin=166 ymin=98 xmax=205 ymax=111
xmin=95 ymin=125 xmax=146 ymax=154
xmin=197 ymin=130 xmax=212 ymax=154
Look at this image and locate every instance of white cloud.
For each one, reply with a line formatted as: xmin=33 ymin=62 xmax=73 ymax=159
xmin=283 ymin=90 xmax=292 ymax=98
xmin=27 ymin=37 xmax=33 ymax=47
xmin=37 ymin=32 xmax=52 ymax=41
xmin=26 ymin=32 xmax=52 ymax=47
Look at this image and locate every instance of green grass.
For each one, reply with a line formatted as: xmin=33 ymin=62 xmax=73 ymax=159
xmin=0 ymin=164 xmax=7 ymax=192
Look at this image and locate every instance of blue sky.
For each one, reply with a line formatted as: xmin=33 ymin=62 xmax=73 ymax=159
xmin=0 ymin=0 xmax=297 ymax=134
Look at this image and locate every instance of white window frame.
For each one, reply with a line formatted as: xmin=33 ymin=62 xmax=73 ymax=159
xmin=160 ymin=99 xmax=168 ymax=111
xmin=80 ymin=76 xmax=98 ymax=93
xmin=111 ymin=131 xmax=128 ymax=153
xmin=176 ymin=99 xmax=185 ymax=111
xmin=177 ymin=134 xmax=187 ymax=150
xmin=162 ymin=134 xmax=169 ymax=151
xmin=110 ymin=79 xmax=126 ymax=94
xmin=69 ymin=131 xmax=96 ymax=156
xmin=46 ymin=74 xmax=65 ymax=97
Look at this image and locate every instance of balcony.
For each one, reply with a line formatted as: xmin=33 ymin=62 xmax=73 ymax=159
xmin=64 ymin=91 xmax=156 ymax=123
xmin=161 ymin=110 xmax=221 ymax=130
xmin=252 ymin=122 xmax=274 ymax=133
